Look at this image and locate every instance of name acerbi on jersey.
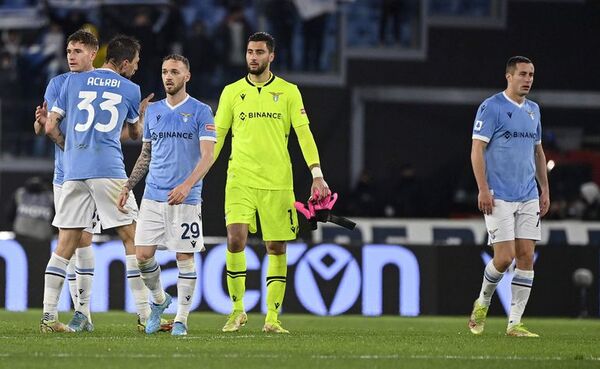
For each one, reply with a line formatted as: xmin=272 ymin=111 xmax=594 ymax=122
xmin=86 ymin=77 xmax=121 ymax=88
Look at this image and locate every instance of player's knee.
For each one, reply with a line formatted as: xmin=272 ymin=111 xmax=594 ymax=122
xmin=266 ymin=241 xmax=286 ymax=255
xmin=493 ymin=255 xmax=514 ymax=272
xmin=227 ymin=233 xmax=246 ymax=252
xmin=135 ymin=247 xmax=154 ymax=262
xmin=515 ymin=253 xmax=534 ymax=269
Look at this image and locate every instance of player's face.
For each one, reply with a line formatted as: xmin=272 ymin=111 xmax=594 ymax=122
xmin=506 ymin=62 xmax=534 ymax=97
xmin=119 ymin=52 xmax=140 ymax=79
xmin=246 ymin=41 xmax=274 ymax=75
xmin=161 ymin=59 xmax=190 ymax=95
xmin=66 ymin=41 xmax=96 ymax=72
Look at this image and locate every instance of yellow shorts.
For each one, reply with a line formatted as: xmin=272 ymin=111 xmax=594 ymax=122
xmin=225 ymin=182 xmax=299 ymax=241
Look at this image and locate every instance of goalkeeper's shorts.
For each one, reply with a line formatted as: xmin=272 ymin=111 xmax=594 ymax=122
xmin=225 ymin=182 xmax=298 ymax=241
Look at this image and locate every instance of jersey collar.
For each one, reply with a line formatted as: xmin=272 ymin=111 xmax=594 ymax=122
xmin=165 ymin=94 xmax=190 ymax=110
xmin=245 ymin=72 xmax=275 ymax=88
xmin=502 ymin=91 xmax=525 ymax=108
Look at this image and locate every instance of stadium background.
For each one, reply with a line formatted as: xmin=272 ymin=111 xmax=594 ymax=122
xmin=0 ymin=0 xmax=599 ymax=318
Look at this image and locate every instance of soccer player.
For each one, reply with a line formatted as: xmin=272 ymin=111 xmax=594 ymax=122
xmin=215 ymin=32 xmax=330 ymax=334
xmin=33 ymin=30 xmax=100 ymax=332
xmin=41 ymin=35 xmax=150 ymax=333
xmin=117 ymin=54 xmax=216 ymax=336
xmin=468 ymin=56 xmax=550 ymax=337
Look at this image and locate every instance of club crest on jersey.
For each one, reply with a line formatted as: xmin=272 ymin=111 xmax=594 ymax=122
xmin=527 ymin=111 xmax=535 ymax=120
xmin=180 ymin=112 xmax=192 ymax=122
xmin=270 ymin=92 xmax=283 ymax=102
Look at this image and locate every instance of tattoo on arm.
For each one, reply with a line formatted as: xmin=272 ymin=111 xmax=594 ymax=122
xmin=49 ymin=131 xmax=65 ymax=150
xmin=125 ymin=142 xmax=152 ymax=190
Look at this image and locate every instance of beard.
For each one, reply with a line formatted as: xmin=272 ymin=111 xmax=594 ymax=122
xmin=165 ymin=82 xmax=184 ymax=95
xmin=247 ymin=62 xmax=268 ymax=75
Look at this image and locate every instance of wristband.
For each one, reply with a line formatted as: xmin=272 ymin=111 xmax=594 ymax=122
xmin=311 ymin=167 xmax=323 ymax=179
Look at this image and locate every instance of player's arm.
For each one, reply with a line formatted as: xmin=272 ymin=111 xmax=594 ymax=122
xmin=33 ymin=101 xmax=48 ymax=136
xmin=118 ymin=141 xmax=152 ymax=213
xmin=213 ymin=88 xmax=233 ymax=161
xmin=294 ymin=124 xmax=330 ymax=201
xmin=535 ymin=144 xmax=550 ymax=216
xmin=471 ymin=139 xmax=493 ymax=215
xmin=168 ymin=140 xmax=215 ymax=206
xmin=122 ymin=93 xmax=154 ymax=142
xmin=44 ymin=111 xmax=65 ymax=150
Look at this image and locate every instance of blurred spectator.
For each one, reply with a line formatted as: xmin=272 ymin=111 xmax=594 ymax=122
xmin=570 ymin=182 xmax=600 ymax=220
xmin=293 ymin=0 xmax=336 ymax=72
xmin=344 ymin=170 xmax=381 ymax=217
xmin=215 ymin=4 xmax=253 ymax=83
xmin=41 ymin=21 xmax=65 ymax=80
xmin=6 ymin=176 xmax=54 ymax=241
xmin=185 ymin=19 xmax=217 ymax=99
xmin=263 ymin=0 xmax=297 ymax=71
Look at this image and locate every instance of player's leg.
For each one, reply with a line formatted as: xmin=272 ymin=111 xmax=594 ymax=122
xmin=54 ymin=184 xmax=78 ymax=310
xmin=222 ymin=183 xmax=256 ymax=332
xmin=258 ymin=189 xmax=298 ymax=334
xmin=90 ymin=178 xmax=151 ymax=328
xmin=173 ymin=252 xmax=196 ymax=336
xmin=469 ymin=200 xmax=516 ymax=335
xmin=507 ymin=199 xmax=541 ymax=337
xmin=263 ymin=241 xmax=289 ymax=333
xmin=72 ymin=230 xmax=95 ymax=331
xmin=42 ymin=180 xmax=94 ymax=333
xmin=41 ymin=228 xmax=83 ymax=333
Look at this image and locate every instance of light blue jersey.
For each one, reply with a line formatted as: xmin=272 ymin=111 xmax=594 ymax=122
xmin=44 ymin=72 xmax=72 ymax=185
xmin=143 ymin=95 xmax=216 ymax=205
xmin=472 ymin=92 xmax=542 ymax=202
xmin=51 ymin=68 xmax=141 ymax=181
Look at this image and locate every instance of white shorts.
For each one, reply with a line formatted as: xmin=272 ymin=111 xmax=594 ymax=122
xmin=135 ymin=199 xmax=205 ymax=253
xmin=53 ymin=179 xmax=138 ymax=230
xmin=53 ymin=184 xmax=101 ymax=234
xmin=484 ymin=199 xmax=541 ymax=245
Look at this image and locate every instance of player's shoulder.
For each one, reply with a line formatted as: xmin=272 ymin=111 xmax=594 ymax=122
xmin=146 ymin=99 xmax=165 ymax=115
xmin=271 ymin=74 xmax=298 ymax=90
xmin=47 ymin=72 xmax=72 ymax=87
xmin=187 ymin=96 xmax=214 ymax=114
xmin=478 ymin=92 xmax=503 ymax=112
xmin=222 ymin=76 xmax=249 ymax=93
xmin=525 ymin=99 xmax=540 ymax=111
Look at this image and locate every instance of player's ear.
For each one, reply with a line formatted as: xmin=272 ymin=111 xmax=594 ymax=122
xmin=269 ymin=52 xmax=274 ymax=63
xmin=185 ymin=71 xmax=191 ymax=83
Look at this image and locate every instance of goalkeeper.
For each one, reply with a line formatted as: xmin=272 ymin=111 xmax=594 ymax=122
xmin=214 ymin=32 xmax=330 ymax=334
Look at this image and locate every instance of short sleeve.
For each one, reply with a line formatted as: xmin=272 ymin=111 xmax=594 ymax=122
xmin=198 ymin=105 xmax=216 ymax=142
xmin=535 ymin=108 xmax=542 ymax=145
xmin=126 ymin=85 xmax=141 ymax=124
xmin=44 ymin=77 xmax=59 ymax=107
xmin=50 ymin=75 xmax=71 ymax=117
xmin=289 ymin=85 xmax=309 ymax=128
xmin=472 ymin=100 xmax=498 ymax=143
xmin=142 ymin=104 xmax=153 ymax=142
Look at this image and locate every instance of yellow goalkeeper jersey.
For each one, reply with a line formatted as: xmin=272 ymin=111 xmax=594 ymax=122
xmin=215 ymin=73 xmax=310 ymax=190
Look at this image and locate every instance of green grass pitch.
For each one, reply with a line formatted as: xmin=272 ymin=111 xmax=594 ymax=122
xmin=0 ymin=310 xmax=599 ymax=369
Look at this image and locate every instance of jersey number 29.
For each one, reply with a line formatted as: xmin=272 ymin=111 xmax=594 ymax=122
xmin=75 ymin=91 xmax=123 ymax=132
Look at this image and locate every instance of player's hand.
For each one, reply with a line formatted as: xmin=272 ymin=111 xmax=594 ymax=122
xmin=35 ymin=101 xmax=48 ymax=125
xmin=117 ymin=187 xmax=130 ymax=213
xmin=310 ymin=177 xmax=331 ymax=202
xmin=478 ymin=189 xmax=494 ymax=215
xmin=139 ymin=93 xmax=154 ymax=118
xmin=539 ymin=191 xmax=550 ymax=217
xmin=168 ymin=182 xmax=191 ymax=205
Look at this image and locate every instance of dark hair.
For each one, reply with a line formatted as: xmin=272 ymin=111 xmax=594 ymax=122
xmin=105 ymin=35 xmax=141 ymax=65
xmin=248 ymin=32 xmax=275 ymax=52
xmin=67 ymin=30 xmax=99 ymax=51
xmin=506 ymin=56 xmax=532 ymax=74
xmin=162 ymin=54 xmax=190 ymax=70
